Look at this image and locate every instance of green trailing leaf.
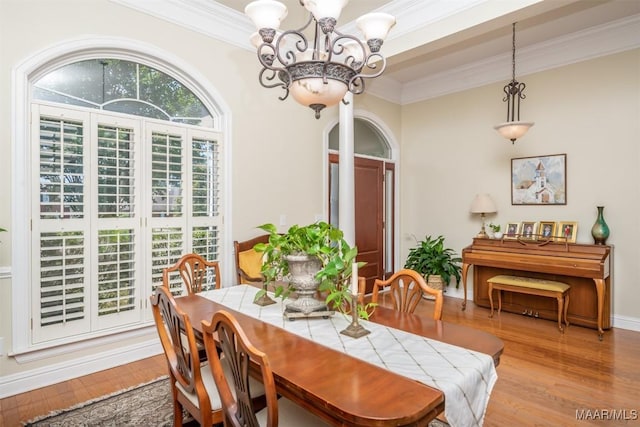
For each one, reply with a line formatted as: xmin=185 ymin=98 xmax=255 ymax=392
xmin=255 ymin=221 xmax=373 ymax=319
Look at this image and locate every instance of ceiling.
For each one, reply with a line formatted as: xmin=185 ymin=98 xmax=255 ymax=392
xmin=113 ymin=0 xmax=640 ymax=104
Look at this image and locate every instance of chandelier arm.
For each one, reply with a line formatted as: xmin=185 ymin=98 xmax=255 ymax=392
xmin=258 ymin=68 xmax=286 ymax=89
xmin=353 ymin=53 xmax=387 ymax=80
xmin=517 ymin=82 xmax=527 ymax=100
xmin=331 ymin=33 xmax=366 ymax=70
xmin=348 ymin=75 xmax=365 ymax=95
xmin=257 ymin=64 xmax=291 ymax=102
xmin=275 ymin=29 xmax=308 ymax=67
xmin=322 ymin=32 xmax=333 ymax=62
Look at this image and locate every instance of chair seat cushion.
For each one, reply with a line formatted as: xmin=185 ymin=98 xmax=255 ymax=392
xmin=239 ymin=249 xmax=264 ymax=281
xmin=488 ymin=275 xmax=570 ymax=292
xmin=175 ymin=357 xmax=266 ymax=410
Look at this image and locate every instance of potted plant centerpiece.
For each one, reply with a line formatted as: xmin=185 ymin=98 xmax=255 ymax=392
xmin=404 ymin=235 xmax=462 ymax=296
xmin=254 ymin=221 xmax=372 ymax=319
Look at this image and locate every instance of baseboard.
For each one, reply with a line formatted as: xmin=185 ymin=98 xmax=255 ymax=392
xmin=612 ymin=314 xmax=640 ymax=332
xmin=0 ymin=339 xmax=162 ymax=399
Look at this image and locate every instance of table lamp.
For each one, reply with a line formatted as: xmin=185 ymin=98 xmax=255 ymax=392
xmin=470 ymin=194 xmax=497 ymax=238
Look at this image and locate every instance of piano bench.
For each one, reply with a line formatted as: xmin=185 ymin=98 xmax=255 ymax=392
xmin=487 ymin=275 xmax=570 ymax=332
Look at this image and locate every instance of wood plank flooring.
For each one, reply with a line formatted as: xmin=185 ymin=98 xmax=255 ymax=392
xmin=1 ymin=294 xmax=639 ymax=426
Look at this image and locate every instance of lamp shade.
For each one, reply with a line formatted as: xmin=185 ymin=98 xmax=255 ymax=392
xmin=470 ymin=194 xmax=497 ymax=214
xmin=289 ymin=77 xmax=348 ymax=108
xmin=302 ymin=0 xmax=348 ymax=21
xmin=356 ymin=12 xmax=396 ymax=42
xmin=245 ymin=0 xmax=288 ymax=31
xmin=340 ymin=40 xmax=367 ymax=64
xmin=494 ymin=121 xmax=534 ymax=142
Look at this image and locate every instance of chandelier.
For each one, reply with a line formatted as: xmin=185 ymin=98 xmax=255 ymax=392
xmin=245 ymin=0 xmax=396 ymax=119
xmin=494 ymin=22 xmax=534 ymax=143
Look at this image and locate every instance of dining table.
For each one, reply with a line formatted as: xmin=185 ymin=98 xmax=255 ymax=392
xmin=176 ymin=285 xmax=503 ymax=427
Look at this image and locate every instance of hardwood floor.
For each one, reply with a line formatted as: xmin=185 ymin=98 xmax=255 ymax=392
xmin=2 ymin=294 xmax=639 ymax=427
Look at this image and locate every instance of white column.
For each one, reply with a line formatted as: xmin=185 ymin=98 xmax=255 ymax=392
xmin=338 ymin=92 xmax=355 ymax=246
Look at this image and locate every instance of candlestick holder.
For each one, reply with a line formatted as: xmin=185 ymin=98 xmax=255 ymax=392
xmin=340 ymin=294 xmax=370 ymax=338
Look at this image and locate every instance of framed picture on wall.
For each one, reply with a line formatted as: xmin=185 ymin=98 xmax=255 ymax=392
xmin=504 ymin=222 xmax=520 ymax=239
xmin=557 ymin=221 xmax=578 ymax=243
xmin=538 ymin=221 xmax=556 ymax=239
xmin=511 ymin=154 xmax=567 ymax=205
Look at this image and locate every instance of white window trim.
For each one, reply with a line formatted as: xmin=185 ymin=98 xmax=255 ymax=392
xmin=11 ymin=36 xmax=233 ymax=354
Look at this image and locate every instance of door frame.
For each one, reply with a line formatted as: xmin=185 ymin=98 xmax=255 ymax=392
xmin=322 ymin=111 xmax=400 ymax=281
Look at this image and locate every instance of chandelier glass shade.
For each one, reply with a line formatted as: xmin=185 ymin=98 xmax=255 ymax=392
xmin=494 ymin=22 xmax=534 ymax=143
xmin=246 ymin=0 xmax=396 ymax=119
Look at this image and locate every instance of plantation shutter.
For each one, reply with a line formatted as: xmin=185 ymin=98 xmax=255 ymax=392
xmin=148 ymin=123 xmax=187 ymax=295
xmin=30 ymin=103 xmax=222 ymax=345
xmin=33 ymin=106 xmax=91 ymax=342
xmin=190 ymin=131 xmax=222 ymax=290
xmin=94 ymin=119 xmax=142 ymax=329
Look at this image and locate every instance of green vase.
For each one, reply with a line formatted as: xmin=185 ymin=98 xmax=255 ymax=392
xmin=591 ymin=206 xmax=610 ymax=245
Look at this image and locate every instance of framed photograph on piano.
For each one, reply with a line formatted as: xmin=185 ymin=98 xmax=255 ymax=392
xmin=520 ymin=221 xmax=538 ymax=240
xmin=557 ymin=221 xmax=578 ymax=243
xmin=538 ymin=221 xmax=556 ymax=240
xmin=504 ymin=222 xmax=520 ymax=239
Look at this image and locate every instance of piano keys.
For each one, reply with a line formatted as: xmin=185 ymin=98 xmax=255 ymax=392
xmin=461 ymin=238 xmax=612 ymax=339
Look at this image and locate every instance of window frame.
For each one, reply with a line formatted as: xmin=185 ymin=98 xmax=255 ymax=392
xmin=11 ymin=41 xmax=232 ymax=356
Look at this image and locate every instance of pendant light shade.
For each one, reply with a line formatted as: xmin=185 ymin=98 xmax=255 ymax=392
xmin=495 ymin=23 xmax=534 ymax=144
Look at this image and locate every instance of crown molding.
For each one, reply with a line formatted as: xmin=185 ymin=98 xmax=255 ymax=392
xmin=109 ymin=0 xmax=255 ymax=50
xmin=110 ymin=0 xmax=444 ymax=51
xmin=367 ymin=15 xmax=640 ymax=105
xmin=388 ymin=14 xmax=640 ymax=105
xmin=109 ymin=1 xmax=639 ymax=106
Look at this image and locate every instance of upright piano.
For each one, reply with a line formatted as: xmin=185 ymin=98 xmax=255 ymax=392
xmin=461 ymin=238 xmax=612 ymax=339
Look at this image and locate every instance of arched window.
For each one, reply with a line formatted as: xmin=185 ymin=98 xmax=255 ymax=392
xmin=24 ymin=56 xmax=224 ymax=347
xmin=34 ymin=59 xmax=215 ymax=127
xmin=328 ymin=118 xmax=391 ymax=158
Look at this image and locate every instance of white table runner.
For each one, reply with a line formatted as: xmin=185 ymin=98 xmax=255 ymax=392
xmin=201 ymin=285 xmax=498 ymax=427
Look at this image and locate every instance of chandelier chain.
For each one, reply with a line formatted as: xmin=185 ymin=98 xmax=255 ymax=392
xmin=511 ymin=22 xmax=516 ymax=82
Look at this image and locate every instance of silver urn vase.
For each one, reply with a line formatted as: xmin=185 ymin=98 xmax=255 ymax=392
xmin=284 ymin=253 xmax=327 ymax=314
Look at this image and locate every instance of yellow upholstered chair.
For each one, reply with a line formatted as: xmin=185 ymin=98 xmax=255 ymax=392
xmin=234 ymin=234 xmax=270 ymax=285
xmin=372 ymin=269 xmax=443 ymax=319
xmin=163 ymin=253 xmax=220 ymax=295
xmin=202 ymin=310 xmax=329 ymax=426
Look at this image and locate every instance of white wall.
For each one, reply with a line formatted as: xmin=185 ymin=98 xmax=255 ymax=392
xmin=400 ymin=49 xmax=640 ymax=324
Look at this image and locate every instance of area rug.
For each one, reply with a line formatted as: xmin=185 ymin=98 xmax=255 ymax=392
xmin=24 ymin=377 xmax=449 ymax=426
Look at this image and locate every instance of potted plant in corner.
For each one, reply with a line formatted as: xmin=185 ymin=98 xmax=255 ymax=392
xmin=404 ymin=235 xmax=462 ymax=296
xmin=254 ymin=221 xmax=373 ymax=319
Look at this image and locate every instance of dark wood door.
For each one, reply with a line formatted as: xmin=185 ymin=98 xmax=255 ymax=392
xmin=329 ymin=154 xmax=387 ymax=294
xmin=354 ymin=157 xmax=384 ymax=294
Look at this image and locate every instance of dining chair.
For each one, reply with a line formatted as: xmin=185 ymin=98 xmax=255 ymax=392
xmin=150 ymin=285 xmax=225 ymax=426
xmin=202 ymin=310 xmax=330 ymax=427
xmin=163 ymin=252 xmax=221 ymax=295
xmin=371 ymin=268 xmax=443 ymax=319
xmin=234 ymin=234 xmax=270 ymax=285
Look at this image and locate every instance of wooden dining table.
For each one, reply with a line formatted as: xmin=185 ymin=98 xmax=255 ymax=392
xmin=176 ymin=287 xmax=503 ymax=427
